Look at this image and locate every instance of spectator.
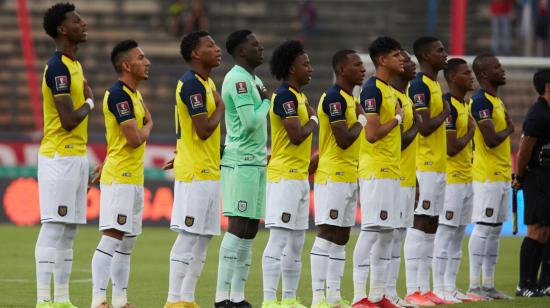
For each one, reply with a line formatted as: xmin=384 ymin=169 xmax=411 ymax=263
xmin=298 ymin=0 xmax=318 ymax=41
xmin=490 ymin=0 xmax=513 ymax=55
xmin=186 ymin=0 xmax=208 ymax=34
xmin=426 ymin=0 xmax=438 ymax=35
xmin=534 ymin=0 xmax=550 ymax=56
xmin=168 ymin=0 xmax=188 ymax=36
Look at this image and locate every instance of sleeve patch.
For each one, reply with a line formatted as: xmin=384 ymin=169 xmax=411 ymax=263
xmin=445 ymin=115 xmax=454 ymax=128
xmin=364 ymin=98 xmax=377 ymax=112
xmin=189 ymin=93 xmax=204 ymax=109
xmin=329 ymin=102 xmax=342 ymax=116
xmin=116 ymin=101 xmax=131 ymax=117
xmin=282 ymin=101 xmax=296 ymax=115
xmin=55 ymin=75 xmax=69 ymax=91
xmin=235 ymin=81 xmax=248 ymax=94
xmin=478 ymin=109 xmax=491 ymax=119
xmin=413 ymin=93 xmax=425 ymax=105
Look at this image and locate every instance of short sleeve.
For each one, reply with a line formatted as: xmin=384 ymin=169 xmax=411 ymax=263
xmin=45 ymin=61 xmax=71 ymax=96
xmin=321 ymin=92 xmax=347 ymax=123
xmin=471 ymin=95 xmax=493 ymax=122
xmin=408 ymin=80 xmax=431 ymax=110
xmin=179 ymin=78 xmax=207 ymax=116
xmin=523 ymin=105 xmax=544 ymax=138
xmin=107 ymin=89 xmax=135 ymax=124
xmin=360 ymin=84 xmax=383 ymax=114
xmin=445 ymin=102 xmax=458 ymax=130
xmin=272 ymin=90 xmax=299 ymax=119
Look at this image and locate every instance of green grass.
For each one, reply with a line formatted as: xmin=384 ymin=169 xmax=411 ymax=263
xmin=1 ymin=225 xmax=549 ymax=308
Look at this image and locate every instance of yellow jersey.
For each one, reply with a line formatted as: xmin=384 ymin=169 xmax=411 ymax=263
xmin=470 ymin=90 xmax=511 ymax=182
xmin=408 ymin=73 xmax=447 ymax=172
xmin=359 ymin=77 xmax=401 ymax=179
xmin=174 ymin=70 xmax=220 ymax=182
xmin=445 ymin=93 xmax=473 ymax=184
xmin=394 ymin=87 xmax=417 ymax=187
xmin=101 ymin=80 xmax=146 ymax=185
xmin=40 ymin=51 xmax=88 ymax=157
xmin=268 ymin=83 xmax=312 ymax=182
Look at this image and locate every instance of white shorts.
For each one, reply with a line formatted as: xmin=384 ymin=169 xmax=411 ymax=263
xmin=99 ymin=183 xmax=144 ymax=235
xmin=359 ymin=178 xmax=400 ymax=229
xmin=415 ymin=171 xmax=446 ymax=216
xmin=440 ymin=183 xmax=473 ymax=227
xmin=265 ymin=179 xmax=310 ymax=230
xmin=171 ymin=180 xmax=221 ymax=235
xmin=472 ymin=181 xmax=510 ymax=224
xmin=38 ymin=154 xmax=88 ymax=224
xmin=398 ymin=186 xmax=416 ymax=228
xmin=314 ymin=181 xmax=357 ymax=227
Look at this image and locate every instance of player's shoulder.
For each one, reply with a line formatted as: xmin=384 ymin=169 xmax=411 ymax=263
xmin=408 ymin=73 xmax=430 ymax=92
xmin=45 ymin=52 xmax=70 ymax=73
xmin=323 ymin=84 xmax=346 ymax=103
xmin=470 ymin=89 xmax=491 ymax=106
xmin=107 ymin=81 xmax=132 ymax=102
xmin=179 ymin=71 xmax=205 ymax=89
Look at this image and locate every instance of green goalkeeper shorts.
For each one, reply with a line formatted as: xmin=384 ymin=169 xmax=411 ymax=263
xmin=221 ymin=164 xmax=266 ymax=220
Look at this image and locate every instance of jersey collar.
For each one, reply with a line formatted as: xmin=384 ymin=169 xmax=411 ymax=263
xmin=55 ymin=50 xmax=76 ymax=62
xmin=118 ymin=80 xmax=136 ymax=93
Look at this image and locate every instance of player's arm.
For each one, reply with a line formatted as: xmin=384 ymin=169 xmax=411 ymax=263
xmin=180 ymin=79 xmax=224 ymax=140
xmin=514 ymin=111 xmax=542 ymax=187
xmin=362 ymin=86 xmax=400 ymax=143
xmin=233 ymin=81 xmax=270 ymax=133
xmin=402 ymin=106 xmax=420 ymax=150
xmin=472 ymin=98 xmax=514 ymax=148
xmin=409 ymin=82 xmax=449 ymax=137
xmin=446 ymin=104 xmax=475 ymax=156
xmin=323 ymin=96 xmax=364 ymax=149
xmin=46 ymin=64 xmax=94 ymax=131
xmin=108 ymin=91 xmax=153 ymax=148
xmin=274 ymin=91 xmax=317 ymax=145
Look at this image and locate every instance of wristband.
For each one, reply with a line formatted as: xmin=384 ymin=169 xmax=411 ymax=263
xmin=85 ymin=98 xmax=94 ymax=110
xmin=309 ymin=115 xmax=319 ymax=125
xmin=357 ymin=114 xmax=367 ymax=127
xmin=395 ymin=114 xmax=402 ymax=125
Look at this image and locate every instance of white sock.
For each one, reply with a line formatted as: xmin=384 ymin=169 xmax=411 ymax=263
xmin=444 ymin=225 xmax=465 ymax=291
xmin=404 ymin=227 xmax=423 ymax=295
xmin=35 ymin=222 xmax=64 ymax=303
xmin=418 ymin=232 xmax=435 ymax=293
xmin=310 ymin=237 xmax=332 ymax=304
xmin=468 ymin=224 xmax=491 ymax=289
xmin=432 ymin=224 xmax=456 ymax=292
xmin=111 ymin=236 xmax=137 ymax=307
xmin=91 ymin=235 xmax=122 ymax=307
xmin=326 ymin=243 xmax=346 ymax=304
xmin=369 ymin=229 xmax=393 ymax=302
xmin=262 ymin=228 xmax=288 ymax=302
xmin=215 ymin=233 xmax=239 ymax=302
xmin=168 ymin=231 xmax=199 ymax=302
xmin=230 ymin=238 xmax=253 ymax=303
xmin=281 ymin=230 xmax=305 ymax=300
xmin=385 ymin=228 xmax=405 ymax=298
xmin=352 ymin=229 xmax=378 ymax=303
xmin=482 ymin=225 xmax=502 ymax=289
xmin=53 ymin=224 xmax=77 ymax=303
xmin=181 ymin=235 xmax=210 ymax=302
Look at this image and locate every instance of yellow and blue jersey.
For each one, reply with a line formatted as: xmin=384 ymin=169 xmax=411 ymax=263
xmin=268 ymin=83 xmax=312 ymax=182
xmin=40 ymin=51 xmax=88 ymax=157
xmin=101 ymin=80 xmax=146 ymax=185
xmin=444 ymin=93 xmax=473 ymax=184
xmin=174 ymin=70 xmax=220 ymax=182
xmin=394 ymin=87 xmax=417 ymax=187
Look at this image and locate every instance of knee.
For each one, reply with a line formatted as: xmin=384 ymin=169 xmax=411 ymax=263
xmin=118 ymin=236 xmax=137 ymax=254
xmin=37 ymin=222 xmax=65 ymax=247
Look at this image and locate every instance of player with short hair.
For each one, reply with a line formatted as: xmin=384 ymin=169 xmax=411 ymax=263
xmin=36 ymin=3 xmax=94 ymax=307
xmin=403 ymin=36 xmax=450 ymax=305
xmin=431 ymin=58 xmax=477 ymax=303
xmin=90 ymin=39 xmax=153 ymax=308
xmin=261 ymin=40 xmax=316 ymax=308
xmin=215 ymin=30 xmax=270 ymax=308
xmin=310 ymin=49 xmax=366 ymax=308
xmin=352 ymin=37 xmax=404 ymax=308
xmin=467 ymin=53 xmax=513 ymax=300
xmin=164 ymin=31 xmax=224 ymax=308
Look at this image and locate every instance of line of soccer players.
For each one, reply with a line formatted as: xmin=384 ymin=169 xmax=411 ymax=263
xmin=34 ymin=3 xmax=517 ymax=308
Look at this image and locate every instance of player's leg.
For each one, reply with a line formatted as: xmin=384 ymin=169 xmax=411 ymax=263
xmin=52 ymin=224 xmax=78 ymax=305
xmin=229 ymin=217 xmax=258 ymax=306
xmin=181 ymin=234 xmax=212 ymax=302
xmin=262 ymin=227 xmax=289 ymax=303
xmin=518 ymin=224 xmax=546 ymax=297
xmin=91 ymin=229 xmax=123 ymax=308
xmin=36 ymin=222 xmax=65 ymax=305
xmin=310 ymin=182 xmax=332 ymax=306
xmin=368 ymin=228 xmax=393 ymax=303
xmin=325 ymin=226 xmax=350 ymax=306
xmin=385 ymin=228 xmax=405 ymax=300
xmin=111 ymin=235 xmax=137 ymax=308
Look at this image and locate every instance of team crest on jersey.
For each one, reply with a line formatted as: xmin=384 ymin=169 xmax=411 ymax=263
xmin=281 ymin=212 xmax=291 ymax=223
xmin=364 ymin=98 xmax=377 ymax=112
xmin=117 ymin=214 xmax=127 ymax=225
xmin=485 ymin=208 xmax=494 ymax=217
xmin=238 ymin=200 xmax=248 ymax=212
xmin=185 ymin=216 xmax=195 ymax=227
xmin=58 ymin=205 xmax=68 ymax=217
xmin=413 ymin=93 xmax=425 ymax=106
xmin=189 ymin=93 xmax=203 ymax=109
xmin=236 ymin=82 xmax=248 ymax=94
xmin=445 ymin=211 xmax=454 ymax=220
xmin=55 ymin=75 xmax=69 ymax=91
xmin=422 ymin=200 xmax=431 ymax=210
xmin=328 ymin=102 xmax=342 ymax=116
xmin=329 ymin=209 xmax=339 ymax=219
xmin=380 ymin=210 xmax=388 ymax=221
xmin=282 ymin=101 xmax=296 ymax=115
xmin=479 ymin=109 xmax=491 ymax=119
xmin=116 ymin=101 xmax=131 ymax=116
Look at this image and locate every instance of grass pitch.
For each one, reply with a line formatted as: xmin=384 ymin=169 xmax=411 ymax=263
xmin=1 ymin=225 xmax=550 ymax=307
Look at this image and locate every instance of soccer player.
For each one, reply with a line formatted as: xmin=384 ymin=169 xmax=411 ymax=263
xmin=387 ymin=50 xmax=420 ymax=307
xmin=431 ymin=58 xmax=476 ymax=303
xmin=403 ymin=36 xmax=450 ymax=305
xmin=164 ymin=31 xmax=224 ymax=308
xmin=90 ymin=40 xmax=153 ymax=308
xmin=36 ymin=3 xmax=94 ymax=308
xmin=467 ymin=53 xmax=513 ymax=300
xmin=215 ymin=30 xmax=270 ymax=308
xmin=262 ymin=40 xmax=316 ymax=308
xmin=310 ymin=50 xmax=366 ymax=308
xmin=352 ymin=37 xmax=404 ymax=308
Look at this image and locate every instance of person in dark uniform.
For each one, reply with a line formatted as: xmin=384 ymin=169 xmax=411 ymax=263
xmin=514 ymin=68 xmax=550 ymax=297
